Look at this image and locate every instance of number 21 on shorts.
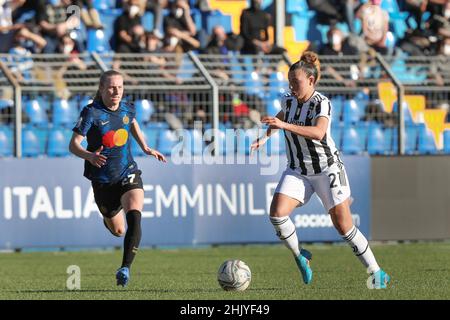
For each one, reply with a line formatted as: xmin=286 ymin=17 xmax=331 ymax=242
xmin=328 ymin=170 xmax=347 ymax=188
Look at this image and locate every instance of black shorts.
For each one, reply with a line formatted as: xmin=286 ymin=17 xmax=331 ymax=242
xmin=92 ymin=170 xmax=143 ymax=219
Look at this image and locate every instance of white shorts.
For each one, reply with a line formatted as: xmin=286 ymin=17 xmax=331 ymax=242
xmin=275 ymin=163 xmax=351 ymax=212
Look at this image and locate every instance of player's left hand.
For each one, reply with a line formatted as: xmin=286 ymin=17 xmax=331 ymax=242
xmin=261 ymin=116 xmax=286 ymax=130
xmin=144 ymin=147 xmax=167 ymax=163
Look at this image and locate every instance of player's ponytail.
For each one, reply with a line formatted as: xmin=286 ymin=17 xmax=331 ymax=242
xmin=93 ymin=70 xmax=124 ymax=103
xmin=289 ymin=51 xmax=321 ymax=84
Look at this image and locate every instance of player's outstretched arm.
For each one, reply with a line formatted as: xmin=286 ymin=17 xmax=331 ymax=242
xmin=130 ymin=119 xmax=167 ymax=163
xmin=69 ymin=132 xmax=107 ymax=168
xmin=250 ymin=110 xmax=284 ymax=155
xmin=262 ymin=116 xmax=328 ymax=141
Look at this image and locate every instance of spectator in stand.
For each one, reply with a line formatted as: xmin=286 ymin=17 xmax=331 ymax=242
xmin=204 ymin=25 xmax=243 ymax=55
xmin=356 ymin=0 xmax=389 ymax=55
xmin=123 ymin=0 xmax=166 ymax=39
xmin=11 ymin=0 xmax=38 ymax=24
xmin=144 ymin=0 xmax=166 ymax=39
xmin=7 ymin=28 xmax=46 ymax=86
xmin=0 ymin=0 xmax=41 ymax=53
xmin=73 ymin=0 xmax=103 ymax=29
xmin=114 ymin=0 xmax=146 ymax=53
xmin=405 ymin=0 xmax=447 ymax=31
xmin=308 ymin=0 xmax=342 ymax=26
xmin=319 ymin=27 xmax=359 ymax=87
xmin=56 ymin=33 xmax=87 ymax=70
xmin=319 ymin=27 xmax=358 ymax=56
xmin=163 ymin=0 xmax=200 ymax=52
xmin=37 ymin=0 xmax=80 ymax=53
xmin=240 ymin=0 xmax=285 ymax=54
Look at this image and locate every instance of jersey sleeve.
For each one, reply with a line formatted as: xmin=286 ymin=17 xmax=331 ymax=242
xmin=280 ymin=94 xmax=292 ymax=115
xmin=128 ymin=102 xmax=136 ymax=121
xmin=72 ymin=107 xmax=94 ymax=136
xmin=314 ymin=99 xmax=331 ymax=121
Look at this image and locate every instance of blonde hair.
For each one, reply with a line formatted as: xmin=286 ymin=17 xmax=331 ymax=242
xmin=289 ymin=51 xmax=321 ymax=84
xmin=93 ymin=70 xmax=123 ymax=102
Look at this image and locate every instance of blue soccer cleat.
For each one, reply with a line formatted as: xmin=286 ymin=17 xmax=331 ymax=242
xmin=295 ymin=248 xmax=313 ymax=284
xmin=370 ymin=269 xmax=390 ymax=289
xmin=116 ymin=267 xmax=130 ymax=287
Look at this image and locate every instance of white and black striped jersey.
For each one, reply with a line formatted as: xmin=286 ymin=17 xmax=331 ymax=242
xmin=280 ymin=91 xmax=342 ymax=175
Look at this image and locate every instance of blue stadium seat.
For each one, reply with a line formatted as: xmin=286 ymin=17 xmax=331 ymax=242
xmin=242 ymin=56 xmax=255 ymax=73
xmin=286 ymin=0 xmax=308 ymax=13
xmin=0 ymin=125 xmax=13 ymax=157
xmin=25 ymin=99 xmax=48 ymax=127
xmin=392 ymin=101 xmax=414 ymax=125
xmin=367 ymin=125 xmax=387 ymax=155
xmin=93 ymin=0 xmax=116 ymax=10
xmin=190 ymin=8 xmax=202 ymax=32
xmin=97 ymin=8 xmax=122 ymax=51
xmin=330 ymin=96 xmax=344 ymax=123
xmin=331 ymin=124 xmax=342 ymax=149
xmin=355 ymin=123 xmax=369 ymax=151
xmin=205 ymin=11 xmax=232 ymax=34
xmin=0 ymin=99 xmax=13 ymax=110
xmin=342 ymin=99 xmax=364 ymax=124
xmin=53 ymin=99 xmax=78 ymax=127
xmin=135 ymin=99 xmax=154 ymax=124
xmin=444 ymin=130 xmax=450 ymax=154
xmin=268 ymin=72 xmax=288 ymax=99
xmin=87 ymin=29 xmax=110 ymax=53
xmin=47 ymin=129 xmax=71 ymax=157
xmin=177 ymin=55 xmax=196 ymax=80
xmin=381 ymin=0 xmax=401 ymax=14
xmin=265 ymin=98 xmax=282 ymax=116
xmin=229 ymin=54 xmax=244 ymax=83
xmin=392 ymin=126 xmax=418 ymax=154
xmin=342 ymin=127 xmax=364 ymax=154
xmin=79 ymin=96 xmax=93 ymax=110
xmin=142 ymin=11 xmax=154 ymax=32
xmin=244 ymin=71 xmax=264 ymax=99
xmin=22 ymin=127 xmax=41 ymax=158
xmin=417 ymin=124 xmax=437 ymax=154
xmin=130 ymin=129 xmax=147 ymax=157
xmin=158 ymin=129 xmax=179 ymax=156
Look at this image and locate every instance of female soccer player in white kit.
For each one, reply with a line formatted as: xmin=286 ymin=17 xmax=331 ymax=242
xmin=251 ymin=52 xmax=390 ymax=289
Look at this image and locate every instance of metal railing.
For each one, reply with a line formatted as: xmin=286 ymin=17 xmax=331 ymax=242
xmin=0 ymin=52 xmax=448 ymax=158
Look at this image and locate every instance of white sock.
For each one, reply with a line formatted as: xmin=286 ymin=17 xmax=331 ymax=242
xmin=343 ymin=225 xmax=380 ymax=274
xmin=270 ymin=216 xmax=300 ymax=257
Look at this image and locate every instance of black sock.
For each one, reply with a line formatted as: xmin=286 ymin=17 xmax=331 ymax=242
xmin=121 ymin=210 xmax=142 ymax=269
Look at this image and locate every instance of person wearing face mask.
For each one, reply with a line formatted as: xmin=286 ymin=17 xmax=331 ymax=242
xmin=37 ymin=0 xmax=80 ymax=53
xmin=163 ymin=0 xmax=200 ymax=52
xmin=114 ymin=0 xmax=146 ymax=53
xmin=319 ymin=28 xmax=359 ymax=87
xmin=319 ymin=28 xmax=358 ymax=56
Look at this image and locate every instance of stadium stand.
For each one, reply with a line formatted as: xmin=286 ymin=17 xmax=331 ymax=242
xmin=0 ymin=0 xmax=448 ymax=158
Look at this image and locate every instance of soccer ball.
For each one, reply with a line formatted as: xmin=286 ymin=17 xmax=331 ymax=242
xmin=217 ymin=259 xmax=251 ymax=291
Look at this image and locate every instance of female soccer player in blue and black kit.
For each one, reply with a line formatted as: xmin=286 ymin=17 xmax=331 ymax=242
xmin=69 ymin=70 xmax=167 ymax=287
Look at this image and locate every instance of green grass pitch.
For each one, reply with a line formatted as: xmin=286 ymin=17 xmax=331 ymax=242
xmin=0 ymin=242 xmax=449 ymax=300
